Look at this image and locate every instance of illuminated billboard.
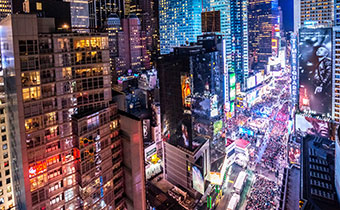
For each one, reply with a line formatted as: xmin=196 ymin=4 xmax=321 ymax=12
xmin=213 ymin=120 xmax=223 ymax=135
xmin=210 ymin=95 xmax=219 ymax=117
xmin=192 ymin=166 xmax=204 ymax=194
xmin=295 ymin=114 xmax=329 ymax=138
xmin=247 ymin=76 xmax=256 ymax=90
xmin=298 ymin=28 xmax=332 ymax=117
xmin=181 ymin=75 xmax=191 ymax=108
xmin=230 ymin=86 xmax=236 ymax=101
xmin=290 ymin=33 xmax=298 ymax=105
xmin=229 ymin=73 xmax=236 ymax=87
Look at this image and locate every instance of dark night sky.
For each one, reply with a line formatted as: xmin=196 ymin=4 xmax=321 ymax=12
xmin=279 ymin=0 xmax=294 ymax=32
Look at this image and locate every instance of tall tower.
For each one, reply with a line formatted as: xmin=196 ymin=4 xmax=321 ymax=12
xmin=1 ymin=14 xmax=125 ymax=210
xmin=248 ymin=0 xmax=280 ymax=70
xmin=210 ymin=0 xmax=249 ymax=89
xmin=299 ymin=0 xmax=334 ymax=27
xmin=159 ymin=0 xmax=202 ymax=54
xmin=0 ymin=1 xmax=17 ymax=209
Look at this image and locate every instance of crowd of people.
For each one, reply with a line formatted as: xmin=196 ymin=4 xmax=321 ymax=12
xmin=260 ymin=134 xmax=287 ymax=172
xmin=245 ymin=176 xmax=280 ymax=210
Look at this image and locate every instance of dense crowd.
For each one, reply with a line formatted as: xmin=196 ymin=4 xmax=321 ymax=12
xmin=245 ymin=176 xmax=280 ymax=210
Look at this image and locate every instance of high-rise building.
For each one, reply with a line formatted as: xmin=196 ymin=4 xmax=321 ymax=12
xmin=335 ymin=0 xmax=340 ymax=26
xmin=89 ymin=0 xmax=117 ymax=30
xmin=0 ymin=2 xmax=21 ymax=209
xmin=23 ymin=0 xmax=72 ymax=29
xmin=248 ymin=0 xmax=280 ymax=70
xmin=68 ymin=0 xmax=90 ymax=32
xmin=210 ymin=0 xmax=249 ymax=90
xmin=114 ymin=15 xmax=150 ymax=77
xmin=159 ymin=0 xmax=202 ymax=54
xmin=158 ymin=35 xmax=226 ymax=196
xmin=333 ymin=28 xmax=340 ymax=123
xmin=294 ymin=0 xmax=301 ymax=32
xmin=1 ymin=14 xmax=125 ymax=210
xmin=117 ymin=111 xmax=147 ymax=210
xmin=0 ymin=0 xmax=11 ymax=20
xmin=0 ymin=89 xmax=15 ymax=209
xmin=297 ymin=0 xmax=334 ymax=28
xmin=127 ymin=0 xmax=160 ymax=60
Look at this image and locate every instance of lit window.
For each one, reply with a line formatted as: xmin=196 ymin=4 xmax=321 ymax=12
xmin=36 ymin=2 xmax=42 ymax=11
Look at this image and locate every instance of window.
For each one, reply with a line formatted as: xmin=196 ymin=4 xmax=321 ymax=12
xmin=36 ymin=2 xmax=42 ymax=10
xmin=4 ymin=161 xmax=9 ymax=168
xmin=22 ymin=87 xmax=41 ymax=102
xmin=5 ymin=170 xmax=9 ymax=176
xmin=6 ymin=178 xmax=10 ymax=184
xmin=3 ymin=152 xmax=8 ymax=159
xmin=64 ymin=188 xmax=74 ymax=202
xmin=2 ymin=135 xmax=6 ymax=142
xmin=2 ymin=144 xmax=7 ymax=150
xmin=0 ymin=189 xmax=2 ymax=196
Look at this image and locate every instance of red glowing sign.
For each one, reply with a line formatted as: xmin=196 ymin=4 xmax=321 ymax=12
xmin=29 ymin=161 xmax=47 ymax=178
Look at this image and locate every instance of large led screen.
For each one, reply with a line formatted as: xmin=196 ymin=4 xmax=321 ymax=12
xmin=181 ymin=75 xmax=191 ymax=109
xmin=192 ymin=166 xmax=204 ymax=194
xmin=295 ymin=114 xmax=329 ymax=138
xmin=298 ymin=28 xmax=332 ymax=116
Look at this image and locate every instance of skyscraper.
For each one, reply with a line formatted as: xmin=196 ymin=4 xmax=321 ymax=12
xmin=0 ymin=0 xmax=11 ymax=20
xmin=1 ymin=14 xmax=125 ymax=209
xmin=248 ymin=0 xmax=280 ymax=70
xmin=114 ymin=15 xmax=150 ymax=76
xmin=335 ymin=0 xmax=340 ymax=26
xmin=89 ymin=0 xmax=117 ymax=30
xmin=0 ymin=1 xmax=19 ymax=209
xmin=159 ymin=0 xmax=202 ymax=54
xmin=68 ymin=0 xmax=90 ymax=32
xmin=297 ymin=0 xmax=334 ymax=28
xmin=158 ymin=35 xmax=225 ymax=196
xmin=210 ymin=0 xmax=249 ymax=89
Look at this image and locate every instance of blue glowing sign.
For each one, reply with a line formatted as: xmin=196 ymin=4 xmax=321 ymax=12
xmin=290 ymin=34 xmax=298 ymax=105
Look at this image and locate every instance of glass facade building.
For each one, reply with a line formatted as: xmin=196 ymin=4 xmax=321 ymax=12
xmin=210 ymin=0 xmax=249 ymax=90
xmin=248 ymin=0 xmax=279 ymax=70
xmin=159 ymin=0 xmax=202 ymax=54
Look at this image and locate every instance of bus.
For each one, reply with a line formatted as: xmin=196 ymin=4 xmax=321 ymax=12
xmin=227 ymin=193 xmax=240 ymax=210
xmin=233 ymin=171 xmax=247 ymax=194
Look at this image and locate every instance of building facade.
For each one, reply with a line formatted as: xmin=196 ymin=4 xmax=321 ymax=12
xmin=210 ymin=0 xmax=249 ymax=89
xmin=1 ymin=14 xmax=125 ymax=210
xmin=158 ymin=35 xmax=227 ymax=196
xmin=159 ymin=0 xmax=202 ymax=54
xmin=248 ymin=0 xmax=280 ymax=70
xmin=298 ymin=0 xmax=334 ymax=28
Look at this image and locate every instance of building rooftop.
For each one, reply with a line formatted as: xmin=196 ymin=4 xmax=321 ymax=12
xmin=300 ymin=134 xmax=339 ymax=210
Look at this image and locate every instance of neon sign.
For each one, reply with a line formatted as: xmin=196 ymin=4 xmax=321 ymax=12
xmin=29 ymin=161 xmax=47 ymax=178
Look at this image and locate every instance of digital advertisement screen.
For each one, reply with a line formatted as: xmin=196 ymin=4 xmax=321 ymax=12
xmin=288 ymin=144 xmax=300 ymax=165
xmin=181 ymin=75 xmax=191 ymax=109
xmin=192 ymin=166 xmax=204 ymax=194
xmin=213 ymin=120 xmax=223 ymax=135
xmin=295 ymin=114 xmax=329 ymax=138
xmin=229 ymin=73 xmax=236 ymax=87
xmin=247 ymin=76 xmax=256 ymax=89
xmin=298 ymin=28 xmax=332 ymax=116
xmin=210 ymin=95 xmax=219 ymax=117
xmin=230 ymin=86 xmax=236 ymax=101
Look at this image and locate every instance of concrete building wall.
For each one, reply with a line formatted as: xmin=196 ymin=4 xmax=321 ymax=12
xmin=120 ymin=113 xmax=146 ymax=210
